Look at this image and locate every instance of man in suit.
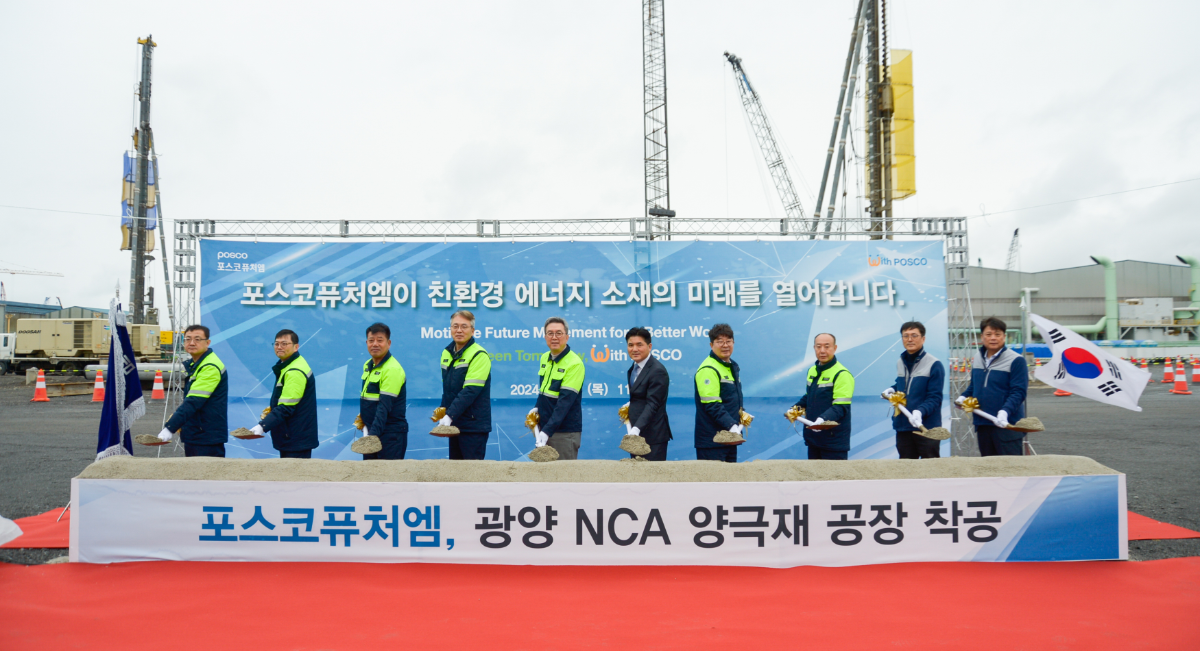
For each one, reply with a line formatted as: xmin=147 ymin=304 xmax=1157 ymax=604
xmin=623 ymin=326 xmax=672 ymax=460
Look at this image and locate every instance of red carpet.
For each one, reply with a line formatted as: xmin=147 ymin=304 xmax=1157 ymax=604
xmin=0 ymin=509 xmax=69 ymax=549
xmin=2 ymin=558 xmax=1198 ymax=650
xmin=1128 ymin=511 xmax=1200 ymax=541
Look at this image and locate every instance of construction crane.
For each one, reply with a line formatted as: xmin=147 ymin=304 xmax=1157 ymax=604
xmin=0 ymin=268 xmax=64 ymax=302
xmin=723 ymin=52 xmax=808 ymax=236
xmin=642 ymin=0 xmax=674 ymax=239
xmin=0 ymin=268 xmax=63 ymax=277
xmin=1005 ymin=228 xmax=1020 ymax=271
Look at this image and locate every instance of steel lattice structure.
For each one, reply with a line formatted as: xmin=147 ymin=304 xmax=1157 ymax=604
xmin=723 ymin=52 xmax=809 ymax=236
xmin=643 ymin=0 xmax=671 ymax=238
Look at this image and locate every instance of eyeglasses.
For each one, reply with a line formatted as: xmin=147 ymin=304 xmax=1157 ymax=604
xmin=450 ymin=324 xmax=473 ymax=331
xmin=184 ymin=337 xmax=207 ymax=343
xmin=273 ymin=342 xmax=293 ymax=348
xmin=902 ymin=334 xmax=923 ymax=340
xmin=545 ymin=331 xmax=566 ymax=338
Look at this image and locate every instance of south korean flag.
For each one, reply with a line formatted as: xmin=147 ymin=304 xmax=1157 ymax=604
xmin=1030 ymin=313 xmax=1151 ymax=412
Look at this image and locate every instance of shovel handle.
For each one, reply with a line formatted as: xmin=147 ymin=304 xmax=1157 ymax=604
xmin=970 ymin=408 xmax=1001 ymax=426
xmin=895 ymin=403 xmax=930 ymax=434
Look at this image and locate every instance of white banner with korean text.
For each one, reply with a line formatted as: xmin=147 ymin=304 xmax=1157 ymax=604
xmin=71 ymin=474 xmax=1126 ymax=566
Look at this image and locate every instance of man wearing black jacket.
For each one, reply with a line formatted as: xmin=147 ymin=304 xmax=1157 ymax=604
xmin=623 ymin=326 xmax=672 ymax=460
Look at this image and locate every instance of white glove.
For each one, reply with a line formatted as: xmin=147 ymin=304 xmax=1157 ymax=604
xmin=250 ymin=424 xmax=265 ymax=437
xmin=528 ymin=407 xmax=538 ymax=416
xmin=438 ymin=415 xmax=452 ymax=427
xmin=157 ymin=427 xmax=173 ymax=442
xmin=954 ymin=396 xmax=967 ymax=410
xmin=534 ymin=427 xmax=548 ymax=447
xmin=812 ymin=418 xmax=826 ymax=427
xmin=628 ymin=426 xmax=641 ymax=438
xmin=622 ymin=402 xmax=629 ymax=409
xmin=362 ymin=426 xmax=370 ymax=438
xmin=881 ymin=387 xmax=896 ymax=399
xmin=996 ymin=410 xmax=1010 ymax=429
xmin=730 ymin=424 xmax=743 ymax=435
xmin=907 ymin=410 xmax=923 ymax=429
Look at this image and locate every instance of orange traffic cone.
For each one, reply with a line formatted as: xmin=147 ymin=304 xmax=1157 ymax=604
xmin=31 ymin=369 xmax=50 ymax=402
xmin=91 ymin=369 xmax=105 ymax=402
xmin=1169 ymin=364 xmax=1192 ymax=395
xmin=1162 ymin=361 xmax=1175 ymax=383
xmin=1140 ymin=359 xmax=1149 ymax=371
xmin=1053 ymin=387 xmax=1073 ymax=397
xmin=1192 ymin=363 xmax=1200 ymax=385
xmin=151 ymin=370 xmax=166 ymax=400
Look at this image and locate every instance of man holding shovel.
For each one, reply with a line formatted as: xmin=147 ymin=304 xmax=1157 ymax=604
xmin=793 ymin=333 xmax=855 ymax=460
xmin=881 ymin=321 xmax=946 ymax=459
xmin=956 ymin=317 xmax=1028 ymax=456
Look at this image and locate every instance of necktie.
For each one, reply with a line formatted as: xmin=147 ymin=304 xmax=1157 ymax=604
xmin=630 ymin=363 xmax=640 ymax=385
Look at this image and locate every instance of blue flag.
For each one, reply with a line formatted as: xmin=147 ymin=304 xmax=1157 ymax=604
xmin=96 ymin=300 xmax=146 ymax=460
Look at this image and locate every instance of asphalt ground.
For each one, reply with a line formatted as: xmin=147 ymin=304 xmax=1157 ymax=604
xmin=1 ymin=374 xmax=1196 ymax=564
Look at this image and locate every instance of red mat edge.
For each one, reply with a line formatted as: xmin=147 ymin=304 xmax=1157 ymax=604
xmin=1128 ymin=511 xmax=1200 ymax=541
xmin=1 ymin=509 xmax=70 ymax=549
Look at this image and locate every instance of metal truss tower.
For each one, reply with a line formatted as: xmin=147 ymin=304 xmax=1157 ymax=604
xmin=128 ymin=36 xmax=156 ymax=325
xmin=643 ymin=0 xmax=673 ymax=239
xmin=944 ymin=220 xmax=977 ymax=455
xmin=723 ymin=52 xmax=808 ymax=236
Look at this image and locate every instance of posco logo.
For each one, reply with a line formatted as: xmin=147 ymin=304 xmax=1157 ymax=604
xmin=217 ymin=251 xmax=249 ymax=260
xmin=650 ymin=348 xmax=683 ymax=361
xmin=868 ymin=255 xmax=928 ymax=267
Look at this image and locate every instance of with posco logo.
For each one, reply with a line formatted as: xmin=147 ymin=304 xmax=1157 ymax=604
xmin=868 ymin=255 xmax=928 ymax=267
xmin=217 ymin=251 xmax=249 ymax=259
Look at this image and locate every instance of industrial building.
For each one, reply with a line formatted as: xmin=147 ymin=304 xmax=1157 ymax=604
xmin=0 ymin=301 xmax=108 ymax=333
xmin=966 ymin=256 xmax=1199 ymax=349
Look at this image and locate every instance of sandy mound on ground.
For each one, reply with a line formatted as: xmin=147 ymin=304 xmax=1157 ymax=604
xmin=77 ymin=454 xmax=1118 ymax=483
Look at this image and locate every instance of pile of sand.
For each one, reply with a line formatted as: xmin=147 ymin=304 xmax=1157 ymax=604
xmin=429 ymin=426 xmax=460 ymax=437
xmin=1009 ymin=417 xmax=1045 ymax=432
xmin=619 ymin=435 xmax=651 ymax=455
xmin=77 ymin=455 xmax=1118 ymax=484
xmin=917 ymin=427 xmax=951 ymax=441
xmin=712 ymin=430 xmax=745 ymax=445
xmin=230 ymin=428 xmax=262 ymax=440
xmin=133 ymin=434 xmax=166 ymax=447
xmin=528 ymin=446 xmax=559 ymax=463
xmin=349 ymin=436 xmax=381 ymax=455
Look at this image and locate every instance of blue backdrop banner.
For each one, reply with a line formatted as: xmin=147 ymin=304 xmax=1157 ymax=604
xmin=197 ymin=239 xmax=949 ymax=461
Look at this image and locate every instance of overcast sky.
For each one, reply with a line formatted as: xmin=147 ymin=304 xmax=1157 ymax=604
xmin=1 ymin=1 xmax=1197 ymax=322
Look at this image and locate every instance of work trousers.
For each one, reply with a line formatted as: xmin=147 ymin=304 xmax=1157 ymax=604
xmin=632 ymin=442 xmax=669 ymax=461
xmin=696 ymin=445 xmax=738 ymax=463
xmin=279 ymin=449 xmax=312 ymax=459
xmin=449 ymin=432 xmax=489 ymax=460
xmin=976 ymin=425 xmax=1025 ymax=457
xmin=807 ymin=446 xmax=848 ymax=460
xmin=365 ymin=432 xmax=408 ymax=460
xmin=184 ymin=443 xmax=226 ymax=458
xmin=896 ymin=430 xmax=941 ymax=459
xmin=547 ymin=431 xmax=581 ymax=460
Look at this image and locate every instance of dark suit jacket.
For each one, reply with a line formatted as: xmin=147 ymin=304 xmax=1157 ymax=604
xmin=627 ymin=355 xmax=672 ymax=444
